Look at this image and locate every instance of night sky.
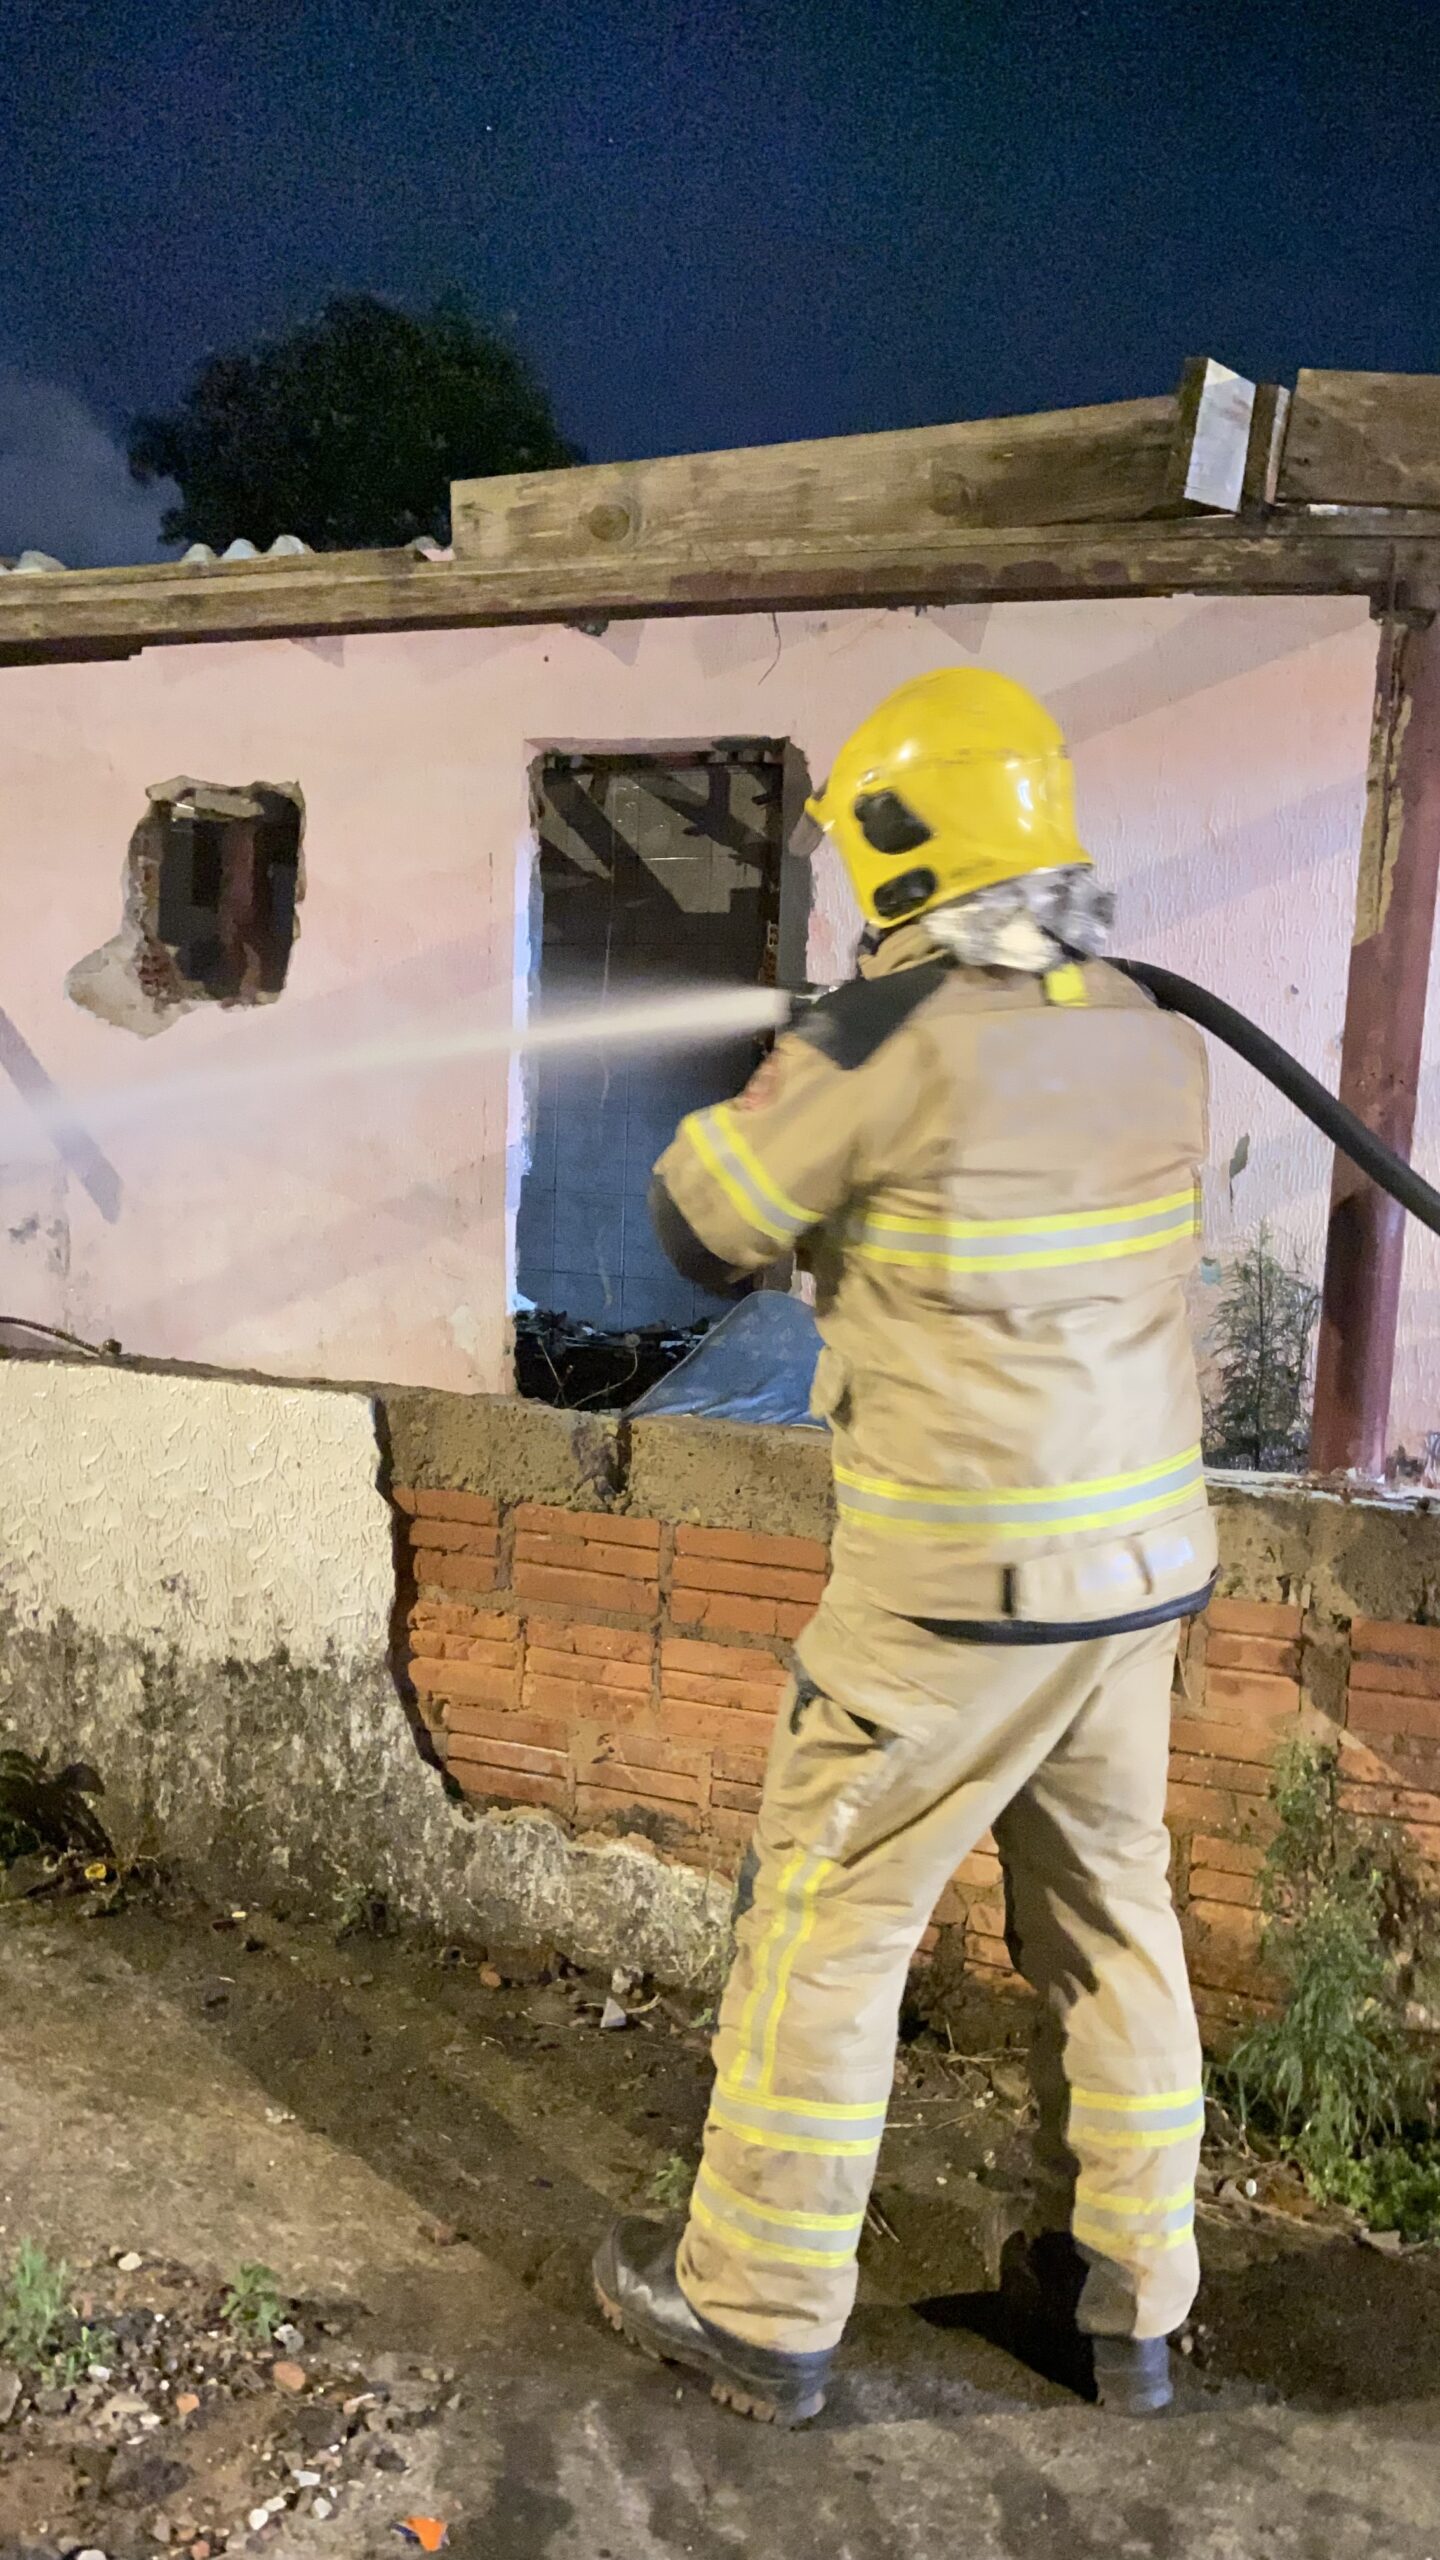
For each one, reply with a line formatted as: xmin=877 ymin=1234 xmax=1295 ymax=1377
xmin=3 ymin=0 xmax=1437 ymax=562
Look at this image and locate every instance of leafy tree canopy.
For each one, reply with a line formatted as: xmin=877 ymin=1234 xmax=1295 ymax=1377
xmin=129 ymin=293 xmax=580 ymax=553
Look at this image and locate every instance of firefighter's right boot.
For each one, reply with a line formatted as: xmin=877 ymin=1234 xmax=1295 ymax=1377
xmin=593 ymin=2219 xmax=832 ymax=2425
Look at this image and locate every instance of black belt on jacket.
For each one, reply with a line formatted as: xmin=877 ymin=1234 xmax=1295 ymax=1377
xmin=908 ymin=1578 xmax=1216 ymax=1647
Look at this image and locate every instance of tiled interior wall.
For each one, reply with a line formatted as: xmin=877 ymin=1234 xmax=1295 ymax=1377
xmin=395 ymin=1484 xmax=1440 ymax=2030
xmin=516 ymin=753 xmax=784 ymax=1330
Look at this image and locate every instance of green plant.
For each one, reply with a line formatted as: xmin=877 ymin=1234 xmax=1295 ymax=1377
xmin=1203 ymin=1223 xmax=1320 ymax=1472
xmin=0 ymin=2242 xmax=71 ymax=2373
xmin=647 ymin=2153 xmax=693 ymax=2212
xmin=221 ymin=2262 xmax=285 ymax=2343
xmin=1220 ymin=1741 xmax=1440 ymax=2233
xmin=0 ymin=2240 xmax=115 ymax=2384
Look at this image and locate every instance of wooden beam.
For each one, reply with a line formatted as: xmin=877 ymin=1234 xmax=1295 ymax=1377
xmin=453 ymin=364 xmax=1256 ymax=583
xmin=1310 ymin=614 xmax=1440 ymax=1478
xmin=1241 ymin=384 xmax=1291 ymax=512
xmin=1279 ymin=369 xmax=1440 ymax=507
xmin=0 ymin=515 xmax=1437 ymax=662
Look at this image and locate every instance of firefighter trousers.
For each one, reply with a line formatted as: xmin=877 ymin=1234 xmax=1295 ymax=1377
xmin=676 ymin=1586 xmax=1204 ymax=2355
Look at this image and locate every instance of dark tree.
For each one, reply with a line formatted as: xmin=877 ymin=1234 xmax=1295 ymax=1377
xmin=128 ymin=294 xmax=580 ymax=553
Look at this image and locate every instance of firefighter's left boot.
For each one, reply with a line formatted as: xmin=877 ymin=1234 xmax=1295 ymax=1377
xmin=1091 ymin=2334 xmax=1174 ymax=2417
xmin=593 ymin=2219 xmax=831 ymax=2425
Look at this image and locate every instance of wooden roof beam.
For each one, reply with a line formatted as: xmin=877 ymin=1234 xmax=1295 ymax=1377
xmin=1 ymin=512 xmax=1437 ymax=665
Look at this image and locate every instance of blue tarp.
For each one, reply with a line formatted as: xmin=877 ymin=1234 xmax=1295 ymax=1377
xmin=627 ymin=1292 xmax=823 ymax=1428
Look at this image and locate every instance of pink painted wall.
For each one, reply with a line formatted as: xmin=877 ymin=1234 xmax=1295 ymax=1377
xmin=1 ymin=594 xmax=1432 ymax=1447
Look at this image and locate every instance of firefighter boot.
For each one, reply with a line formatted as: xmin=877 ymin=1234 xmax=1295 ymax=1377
xmin=593 ymin=2219 xmax=832 ymax=2425
xmin=1000 ymin=2232 xmax=1174 ymax=2415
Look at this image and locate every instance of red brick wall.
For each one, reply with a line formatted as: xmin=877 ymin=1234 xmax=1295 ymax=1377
xmin=394 ymin=1486 xmax=1439 ymax=2018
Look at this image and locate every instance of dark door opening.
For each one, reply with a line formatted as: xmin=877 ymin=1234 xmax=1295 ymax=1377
xmin=516 ymin=745 xmax=789 ymax=1396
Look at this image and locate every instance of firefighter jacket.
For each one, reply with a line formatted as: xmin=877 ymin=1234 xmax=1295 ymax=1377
xmin=651 ymin=924 xmax=1216 ymax=1631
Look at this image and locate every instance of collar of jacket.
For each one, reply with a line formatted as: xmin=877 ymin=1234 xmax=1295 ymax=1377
xmin=857 ymin=920 xmax=941 ymax=982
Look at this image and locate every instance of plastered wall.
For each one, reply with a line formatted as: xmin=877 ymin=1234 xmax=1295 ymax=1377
xmin=1 ymin=592 xmax=1429 ymax=1441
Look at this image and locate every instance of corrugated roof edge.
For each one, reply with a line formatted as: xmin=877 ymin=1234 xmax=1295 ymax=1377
xmin=0 ymin=533 xmax=455 ymax=574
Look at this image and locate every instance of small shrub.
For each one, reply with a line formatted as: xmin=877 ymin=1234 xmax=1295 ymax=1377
xmin=0 ymin=2240 xmax=116 ymax=2382
xmin=647 ymin=2153 xmax=693 ymax=2212
xmin=1203 ymin=1224 xmax=1320 ymax=1472
xmin=1220 ymin=1741 xmax=1440 ymax=2233
xmin=0 ymin=2242 xmax=71 ymax=2372
xmin=221 ymin=2262 xmax=284 ymax=2342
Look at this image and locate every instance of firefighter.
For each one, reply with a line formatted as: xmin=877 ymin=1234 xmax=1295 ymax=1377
xmin=594 ymin=668 xmax=1215 ymax=2424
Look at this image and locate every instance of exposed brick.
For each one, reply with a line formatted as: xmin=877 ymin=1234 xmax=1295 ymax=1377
xmin=411 ymin=1657 xmax=522 ymax=1709
xmin=593 ymin=1728 xmax=707 ymax=1781
xmin=955 ymin=1849 xmax=1004 ymax=1887
xmin=411 ymin=1601 xmax=519 ymax=1637
xmin=1169 ymin=1750 xmax=1272 ymax=1797
xmin=512 ymin=1504 xmax=661 ymax=1549
xmin=662 ymin=1636 xmax=789 ymax=1681
xmin=441 ymin=1700 xmax=572 ymax=1752
xmin=671 ymin=1590 xmax=811 ymax=1640
xmin=514 ymin=1561 xmax=658 ymax=1616
xmin=1187 ymin=1866 xmax=1259 ymax=1909
xmin=443 ymin=1732 xmax=567 ymax=1780
xmin=521 ymin=1674 xmax=653 ymax=1722
xmin=448 ymin=1762 xmax=570 ymax=1814
xmin=1202 ymin=1668 xmax=1301 ymax=1725
xmin=674 ymin=1524 xmax=830 ymax=1573
xmin=710 ymin=1807 xmax=758 ymax=1856
xmin=1188 ymin=1897 xmax=1267 ymax=1942
xmin=917 ymin=1923 xmax=940 ymax=1958
xmin=526 ymin=1645 xmax=651 ymax=1693
xmin=713 ymin=1778 xmax=763 ymax=1813
xmin=412 ymin=1549 xmax=500 ymax=1595
xmin=1167 ymin=1779 xmax=1247 ymax=1834
xmin=524 ymin=1618 xmax=654 ymax=1663
xmin=394 ymin=1487 xmax=498 ymax=1526
xmin=1339 ymin=1779 xmax=1440 ymax=1827
xmin=516 ymin=1531 xmax=662 ymax=1587
xmin=661 ymin=1667 xmax=786 ymax=1716
xmin=1205 ymin=1633 xmax=1300 ymax=1678
xmin=401 ymin=1517 xmax=500 ymax=1557
xmin=662 ymin=1699 xmax=790 ymax=1753
xmin=1191 ymin=1832 xmax=1265 ymax=1876
xmin=1206 ymin=1598 xmax=1303 ymax=1638
xmin=1171 ymin=1717 xmax=1282 ymax=1769
xmin=1351 ymin=1617 xmax=1440 ymax=1664
xmin=671 ymin=1552 xmax=826 ymax=1606
xmin=1352 ymin=1650 xmax=1440 ymax=1698
xmin=713 ymin=1744 xmax=769 ymax=1787
xmin=577 ymin=1782 xmax=699 ymax=1830
xmin=436 ymin=1634 xmax=520 ymax=1668
xmin=1348 ymin=1688 xmax=1440 ymax=1743
xmin=584 ymin=1743 xmax=704 ymax=1807
xmin=966 ymin=1895 xmax=1009 ymax=1940
xmin=933 ymin=1882 xmax=970 ymax=1927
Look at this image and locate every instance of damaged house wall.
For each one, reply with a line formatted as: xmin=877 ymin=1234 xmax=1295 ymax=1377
xmin=3 ymin=1354 xmax=1436 ymax=2015
xmin=4 ymin=593 xmax=1437 ymax=1442
xmin=0 ymin=1357 xmax=731 ymax=1979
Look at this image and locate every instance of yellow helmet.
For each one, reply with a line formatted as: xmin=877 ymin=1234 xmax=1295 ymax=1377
xmin=806 ymin=667 xmax=1089 ymax=930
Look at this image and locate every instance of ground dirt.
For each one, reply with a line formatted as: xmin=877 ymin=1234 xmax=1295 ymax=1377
xmin=0 ymin=1889 xmax=1435 ymax=2559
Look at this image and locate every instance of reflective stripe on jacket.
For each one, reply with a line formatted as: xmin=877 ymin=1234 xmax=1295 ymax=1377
xmin=652 ymin=927 xmax=1216 ymax=1624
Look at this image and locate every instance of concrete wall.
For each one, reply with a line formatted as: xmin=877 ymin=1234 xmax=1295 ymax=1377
xmin=3 ymin=591 xmax=1435 ymax=1443
xmin=6 ymin=1356 xmax=1437 ymax=2032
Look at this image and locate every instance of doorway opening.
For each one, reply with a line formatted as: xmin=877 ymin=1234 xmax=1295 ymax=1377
xmin=516 ymin=743 xmax=802 ymax=1403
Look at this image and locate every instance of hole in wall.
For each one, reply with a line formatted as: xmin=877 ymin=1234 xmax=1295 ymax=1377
xmin=67 ymin=777 xmax=305 ymax=1037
